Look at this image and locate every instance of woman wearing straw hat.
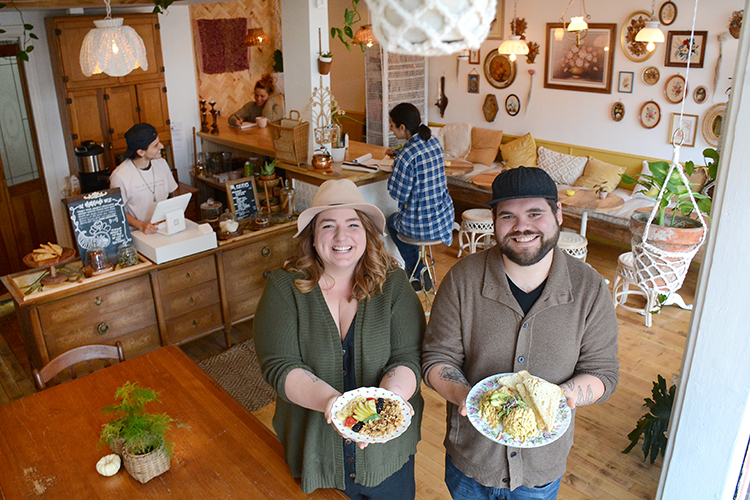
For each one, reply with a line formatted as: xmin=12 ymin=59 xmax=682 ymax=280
xmin=254 ymin=179 xmax=425 ymax=499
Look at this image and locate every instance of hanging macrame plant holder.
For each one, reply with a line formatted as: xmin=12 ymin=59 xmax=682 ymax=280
xmin=629 ymin=145 xmax=708 ymax=294
xmin=363 ymin=0 xmax=496 ymax=55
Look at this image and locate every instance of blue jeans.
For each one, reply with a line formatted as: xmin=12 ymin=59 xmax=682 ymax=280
xmin=343 ymin=450 xmax=415 ymax=500
xmin=445 ymin=454 xmax=561 ymax=500
xmin=386 ymin=213 xmax=422 ymax=278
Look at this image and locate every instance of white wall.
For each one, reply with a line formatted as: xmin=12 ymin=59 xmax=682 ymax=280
xmin=426 ymin=0 xmax=743 ymax=165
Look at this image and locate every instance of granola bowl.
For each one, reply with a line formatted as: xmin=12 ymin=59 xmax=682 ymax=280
xmin=331 ymin=387 xmax=412 ymax=444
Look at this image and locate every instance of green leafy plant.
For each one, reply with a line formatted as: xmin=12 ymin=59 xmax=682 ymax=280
xmin=623 ymin=375 xmax=675 ymax=464
xmin=621 ymin=158 xmax=712 ymax=227
xmin=685 ymin=147 xmax=719 ymax=195
xmin=260 ymin=158 xmax=277 ymax=178
xmin=272 ymin=49 xmax=283 ymax=73
xmin=318 ymin=50 xmax=332 ymax=59
xmin=0 ymin=2 xmax=38 ymax=62
xmin=152 ymin=0 xmax=174 ymax=14
xmin=99 ymin=382 xmax=185 ymax=457
xmin=330 ymin=0 xmax=365 ymax=51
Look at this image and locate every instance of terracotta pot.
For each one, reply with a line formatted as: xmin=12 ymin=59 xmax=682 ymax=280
xmin=318 ymin=58 xmax=332 ymax=75
xmin=629 ymin=212 xmax=706 ymax=293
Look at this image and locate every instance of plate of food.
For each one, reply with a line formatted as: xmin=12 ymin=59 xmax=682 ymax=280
xmin=332 ymin=387 xmax=412 ymax=444
xmin=466 ymin=371 xmax=571 ymax=448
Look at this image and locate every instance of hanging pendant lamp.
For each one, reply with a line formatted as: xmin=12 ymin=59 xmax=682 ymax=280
xmin=79 ymin=0 xmax=148 ymax=78
xmin=498 ymin=0 xmax=529 ymax=62
xmin=244 ymin=28 xmax=271 ymax=47
xmin=558 ymin=0 xmax=590 ymax=47
xmin=353 ymin=24 xmax=377 ymax=48
xmin=635 ymin=0 xmax=665 ymax=52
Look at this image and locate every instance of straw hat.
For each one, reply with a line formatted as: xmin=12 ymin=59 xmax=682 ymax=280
xmin=294 ymin=179 xmax=386 ymax=237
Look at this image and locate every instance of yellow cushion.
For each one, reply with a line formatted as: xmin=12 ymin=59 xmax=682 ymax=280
xmin=500 ymin=133 xmax=537 ymax=169
xmin=574 ymin=156 xmax=627 ymax=191
xmin=466 ymin=127 xmax=503 ymax=166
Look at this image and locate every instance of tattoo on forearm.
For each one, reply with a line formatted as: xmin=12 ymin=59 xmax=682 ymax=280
xmin=382 ymin=368 xmax=397 ymax=381
xmin=302 ymin=370 xmax=320 ymax=383
xmin=563 ymin=380 xmax=595 ymax=407
xmin=437 ymin=366 xmax=469 ymax=387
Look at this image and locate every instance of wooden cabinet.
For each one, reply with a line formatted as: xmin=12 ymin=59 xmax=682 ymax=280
xmin=47 ymin=13 xmax=171 ymax=175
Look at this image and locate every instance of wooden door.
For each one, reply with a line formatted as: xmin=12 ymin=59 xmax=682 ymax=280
xmin=136 ymin=82 xmax=170 ymax=134
xmin=103 ymin=85 xmax=139 ymax=162
xmin=66 ymin=88 xmax=107 ymax=148
xmin=0 ymin=45 xmax=56 ymax=283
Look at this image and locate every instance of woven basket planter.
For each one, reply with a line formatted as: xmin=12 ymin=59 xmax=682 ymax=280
xmin=108 ymin=437 xmax=125 ymax=456
xmin=268 ymin=111 xmax=309 ymax=166
xmin=122 ymin=444 xmax=171 ymax=484
xmin=629 ymin=212 xmax=706 ymax=294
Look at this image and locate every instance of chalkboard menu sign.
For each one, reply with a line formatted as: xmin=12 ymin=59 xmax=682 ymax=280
xmin=226 ymin=178 xmax=258 ymax=221
xmin=66 ymin=188 xmax=132 ymax=264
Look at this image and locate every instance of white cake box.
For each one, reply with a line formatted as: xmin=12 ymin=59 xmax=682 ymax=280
xmin=132 ymin=220 xmax=217 ymax=264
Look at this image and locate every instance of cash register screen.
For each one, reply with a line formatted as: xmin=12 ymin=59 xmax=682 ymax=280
xmin=150 ymin=193 xmax=192 ymax=224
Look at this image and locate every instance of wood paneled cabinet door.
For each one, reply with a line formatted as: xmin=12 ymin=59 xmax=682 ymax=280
xmin=66 ymin=88 xmax=107 ymax=149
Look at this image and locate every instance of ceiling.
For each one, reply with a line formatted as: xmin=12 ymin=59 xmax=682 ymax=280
xmin=4 ymin=0 xmax=187 ymax=9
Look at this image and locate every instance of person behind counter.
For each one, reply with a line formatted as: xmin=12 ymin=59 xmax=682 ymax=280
xmin=109 ymin=123 xmax=178 ymax=234
xmin=385 ymin=102 xmax=454 ymax=291
xmin=228 ymin=73 xmax=285 ymax=126
xmin=254 ymin=178 xmax=425 ymax=499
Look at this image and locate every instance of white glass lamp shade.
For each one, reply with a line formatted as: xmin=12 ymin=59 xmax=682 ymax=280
xmin=567 ymin=16 xmax=588 ymax=32
xmin=80 ymin=18 xmax=148 ymax=77
xmin=635 ymin=20 xmax=665 ymax=43
xmin=498 ymin=36 xmax=529 ymax=56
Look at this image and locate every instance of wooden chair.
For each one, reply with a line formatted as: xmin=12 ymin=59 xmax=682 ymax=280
xmin=33 ymin=342 xmax=125 ymax=391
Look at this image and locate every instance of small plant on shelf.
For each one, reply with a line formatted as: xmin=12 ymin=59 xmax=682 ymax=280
xmin=260 ymin=158 xmax=277 ymax=179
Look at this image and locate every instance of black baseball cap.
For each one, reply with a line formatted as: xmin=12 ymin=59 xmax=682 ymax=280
xmin=124 ymin=123 xmax=158 ymax=158
xmin=485 ymin=166 xmax=558 ymax=207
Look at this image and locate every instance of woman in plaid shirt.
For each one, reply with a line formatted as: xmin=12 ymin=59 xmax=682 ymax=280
xmin=386 ymin=103 xmax=454 ymax=291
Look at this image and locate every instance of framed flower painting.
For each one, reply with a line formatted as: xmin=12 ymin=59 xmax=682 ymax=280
xmin=639 ymin=101 xmax=661 ymax=129
xmin=665 ymin=30 xmax=707 ymax=68
xmin=544 ymin=23 xmax=616 ymax=93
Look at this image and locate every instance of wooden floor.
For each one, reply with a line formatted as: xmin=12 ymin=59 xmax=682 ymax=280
xmin=0 ymin=235 xmax=698 ymax=500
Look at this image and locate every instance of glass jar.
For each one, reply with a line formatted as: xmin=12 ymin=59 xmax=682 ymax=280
xmin=117 ymin=242 xmax=139 ymax=268
xmin=280 ymin=180 xmax=296 ymax=220
xmin=84 ymin=243 xmax=113 ymax=277
xmin=200 ymin=198 xmax=222 ymax=222
xmin=218 ymin=209 xmax=239 ymax=235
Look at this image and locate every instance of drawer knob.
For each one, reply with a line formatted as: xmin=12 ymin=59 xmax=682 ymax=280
xmin=97 ymin=323 xmax=109 ymax=335
xmin=263 ymin=270 xmax=271 ymax=280
xmin=192 ymin=319 xmax=198 ymax=327
xmin=261 ymin=247 xmax=271 ymax=257
xmin=94 ymin=297 xmax=103 ymax=306
xmin=186 ymin=272 xmax=192 ymax=279
xmin=189 ymin=296 xmax=194 ymax=304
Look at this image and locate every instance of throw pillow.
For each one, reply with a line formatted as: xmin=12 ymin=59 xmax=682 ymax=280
xmin=574 ymin=156 xmax=627 ymax=192
xmin=466 ymin=127 xmax=503 ymax=166
xmin=440 ymin=123 xmax=473 ymax=159
xmin=500 ymin=133 xmax=537 ymax=169
xmin=537 ymin=146 xmax=587 ymax=185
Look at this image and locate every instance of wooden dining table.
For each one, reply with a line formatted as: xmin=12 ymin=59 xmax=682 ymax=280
xmin=0 ymin=345 xmax=347 ymax=499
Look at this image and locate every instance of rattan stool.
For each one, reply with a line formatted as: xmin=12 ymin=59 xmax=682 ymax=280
xmin=457 ymin=208 xmax=495 ymax=257
xmin=612 ymin=251 xmax=658 ymax=327
xmin=397 ymin=233 xmax=442 ymax=315
xmin=557 ymin=231 xmax=588 ymax=261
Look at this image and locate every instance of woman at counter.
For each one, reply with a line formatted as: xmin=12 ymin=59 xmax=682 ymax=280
xmin=109 ymin=123 xmax=177 ymax=234
xmin=385 ymin=103 xmax=454 ymax=291
xmin=254 ymin=179 xmax=425 ymax=499
xmin=228 ymin=73 xmax=285 ymax=126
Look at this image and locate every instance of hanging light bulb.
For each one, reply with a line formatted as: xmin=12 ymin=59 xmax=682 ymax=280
xmin=635 ymin=0 xmax=665 ymax=52
xmin=79 ymin=0 xmax=148 ymax=78
xmin=558 ymin=0 xmax=590 ymax=47
xmin=498 ymin=1 xmax=529 ymax=61
xmin=353 ymin=24 xmax=377 ymax=48
xmin=244 ymin=28 xmax=271 ymax=47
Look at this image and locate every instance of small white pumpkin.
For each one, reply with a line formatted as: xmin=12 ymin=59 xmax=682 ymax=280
xmin=96 ymin=454 xmax=121 ymax=477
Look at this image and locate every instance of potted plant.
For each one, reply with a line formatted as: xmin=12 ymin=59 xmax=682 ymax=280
xmin=620 ymin=157 xmax=713 ymax=293
xmin=318 ymin=51 xmax=332 ymax=75
xmin=258 ymin=158 xmax=280 ymax=188
xmin=99 ymin=382 xmax=185 ymax=484
xmin=593 ymin=183 xmax=609 ymax=199
xmin=622 ymin=374 xmax=675 ymax=464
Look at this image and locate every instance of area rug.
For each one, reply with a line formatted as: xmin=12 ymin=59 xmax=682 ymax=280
xmin=197 ymin=338 xmax=275 ymax=413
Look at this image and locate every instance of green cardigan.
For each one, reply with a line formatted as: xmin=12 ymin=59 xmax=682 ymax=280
xmin=254 ymin=267 xmax=425 ymax=494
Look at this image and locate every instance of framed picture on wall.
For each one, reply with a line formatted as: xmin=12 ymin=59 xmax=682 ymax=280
xmin=505 ymin=94 xmax=520 ymax=116
xmin=544 ymin=23 xmax=616 ymax=93
xmin=618 ymin=71 xmax=634 ymax=93
xmin=486 ymin=0 xmax=505 ymax=40
xmin=468 ymin=73 xmax=480 ymax=93
xmin=469 ymin=49 xmax=480 ymax=64
xmin=665 ymin=30 xmax=708 ymax=68
xmin=669 ymin=113 xmax=698 ymax=147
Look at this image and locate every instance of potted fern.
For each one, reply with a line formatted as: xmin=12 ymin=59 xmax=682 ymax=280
xmin=623 ymin=375 xmax=675 ymax=464
xmin=99 ymin=382 xmax=184 ymax=483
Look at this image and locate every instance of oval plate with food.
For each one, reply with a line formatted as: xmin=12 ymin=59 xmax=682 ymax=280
xmin=466 ymin=373 xmax=571 ymax=448
xmin=331 ymin=387 xmax=412 ymax=444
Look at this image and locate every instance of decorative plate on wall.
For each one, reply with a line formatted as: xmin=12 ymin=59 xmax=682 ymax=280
xmin=611 ymin=102 xmax=625 ymax=122
xmin=659 ymin=1 xmax=677 ymax=25
xmin=664 ymin=74 xmax=687 ymax=104
xmin=702 ymin=103 xmax=727 ymax=147
xmin=693 ymin=85 xmax=708 ymax=104
xmin=642 ymin=66 xmax=660 ymax=85
xmin=620 ymin=11 xmax=655 ymax=62
xmin=639 ymin=101 xmax=661 ymax=129
xmin=484 ymin=51 xmax=517 ymax=89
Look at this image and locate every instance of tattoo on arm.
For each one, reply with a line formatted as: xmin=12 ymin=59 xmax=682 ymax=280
xmin=301 ymin=370 xmax=320 ymax=383
xmin=437 ymin=365 xmax=470 ymax=387
xmin=576 ymin=384 xmax=595 ymax=406
xmin=381 ymin=367 xmax=397 ymax=381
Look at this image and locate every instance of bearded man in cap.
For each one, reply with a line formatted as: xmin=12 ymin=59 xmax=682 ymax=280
xmin=422 ymin=166 xmax=619 ymax=500
xmin=110 ymin=123 xmax=178 ymax=234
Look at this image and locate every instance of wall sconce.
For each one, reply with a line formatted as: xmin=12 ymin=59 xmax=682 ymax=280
xmin=559 ymin=0 xmax=590 ymax=47
xmin=79 ymin=0 xmax=148 ymax=77
xmin=635 ymin=0 xmax=665 ymax=52
xmin=353 ymin=24 xmax=377 ymax=48
xmin=498 ymin=0 xmax=529 ymax=62
xmin=244 ymin=28 xmax=271 ymax=47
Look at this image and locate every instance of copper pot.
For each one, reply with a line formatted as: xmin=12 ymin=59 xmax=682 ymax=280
xmin=312 ymin=152 xmax=332 ymax=170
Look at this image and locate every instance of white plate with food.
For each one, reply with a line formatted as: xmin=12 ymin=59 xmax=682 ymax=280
xmin=466 ymin=371 xmax=571 ymax=448
xmin=331 ymin=387 xmax=412 ymax=444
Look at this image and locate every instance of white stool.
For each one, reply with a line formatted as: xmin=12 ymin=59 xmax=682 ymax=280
xmin=612 ymin=251 xmax=658 ymax=327
xmin=457 ymin=208 xmax=495 ymax=257
xmin=557 ymin=231 xmax=588 ymax=261
xmin=397 ymin=233 xmax=442 ymax=315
